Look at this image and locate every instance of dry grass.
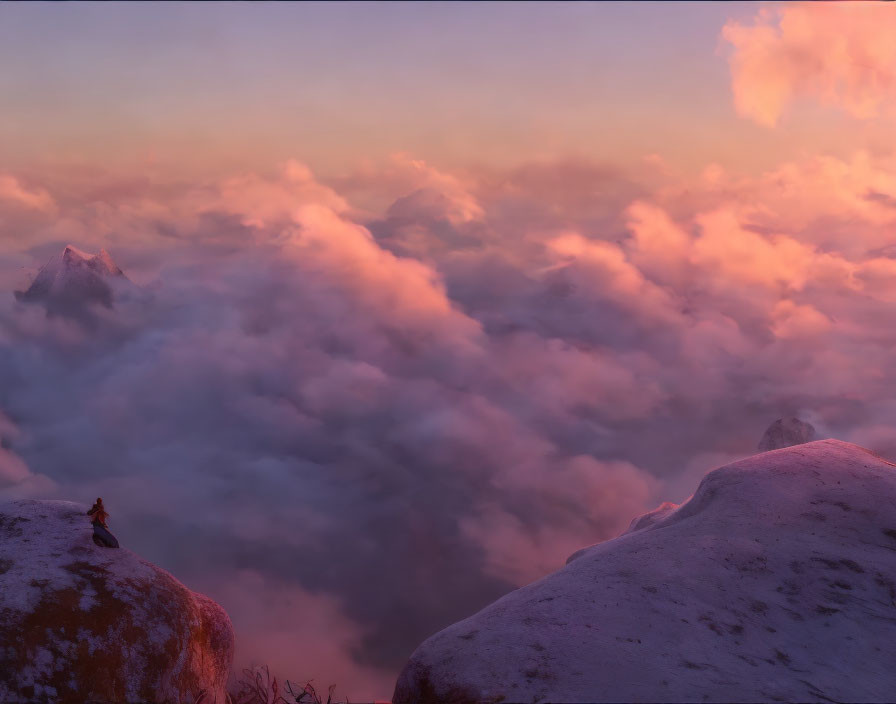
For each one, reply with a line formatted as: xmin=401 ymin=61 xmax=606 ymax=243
xmin=222 ymin=664 xmax=351 ymax=704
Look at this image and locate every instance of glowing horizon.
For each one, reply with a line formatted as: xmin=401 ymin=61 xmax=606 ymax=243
xmin=4 ymin=1 xmax=889 ymax=179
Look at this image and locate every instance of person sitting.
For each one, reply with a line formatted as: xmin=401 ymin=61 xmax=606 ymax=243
xmin=87 ymin=497 xmax=109 ymax=527
xmin=87 ymin=497 xmax=119 ymax=548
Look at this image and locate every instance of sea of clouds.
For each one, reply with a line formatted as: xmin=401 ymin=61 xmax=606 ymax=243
xmin=1 ymin=4 xmax=896 ymax=699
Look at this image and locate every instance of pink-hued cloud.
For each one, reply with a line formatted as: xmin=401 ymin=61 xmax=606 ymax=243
xmin=205 ymin=570 xmax=396 ymax=702
xmin=0 ymin=412 xmax=56 ymax=500
xmin=5 ymin=137 xmax=896 ymax=699
xmin=462 ymin=454 xmax=659 ymax=585
xmin=332 ymin=153 xmax=483 ymax=224
xmin=209 ymin=160 xmax=351 ymax=229
xmin=769 ymin=299 xmax=832 ymax=340
xmin=722 ymin=4 xmax=896 ymax=126
xmin=624 ymin=200 xmax=692 ymax=289
xmin=0 ymin=174 xmax=55 ymax=213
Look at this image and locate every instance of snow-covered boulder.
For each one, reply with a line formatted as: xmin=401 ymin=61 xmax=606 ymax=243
xmin=758 ymin=417 xmax=816 ymax=451
xmin=393 ymin=440 xmax=896 ymax=704
xmin=0 ymin=500 xmax=233 ymax=704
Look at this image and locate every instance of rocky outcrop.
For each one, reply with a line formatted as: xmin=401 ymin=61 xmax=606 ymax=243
xmin=394 ymin=440 xmax=896 ymax=703
xmin=14 ymin=245 xmax=145 ymax=323
xmin=16 ymin=246 xmax=124 ymax=308
xmin=758 ymin=417 xmax=816 ymax=451
xmin=0 ymin=500 xmax=233 ymax=703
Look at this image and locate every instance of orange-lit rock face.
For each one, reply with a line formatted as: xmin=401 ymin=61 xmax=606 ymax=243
xmin=0 ymin=500 xmax=233 ymax=704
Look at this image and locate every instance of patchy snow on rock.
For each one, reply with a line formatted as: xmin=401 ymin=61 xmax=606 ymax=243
xmin=18 ymin=245 xmax=122 ymax=303
xmin=394 ymin=440 xmax=896 ymax=704
xmin=758 ymin=417 xmax=817 ymax=452
xmin=13 ymin=245 xmax=145 ymax=319
xmin=0 ymin=499 xmax=233 ymax=704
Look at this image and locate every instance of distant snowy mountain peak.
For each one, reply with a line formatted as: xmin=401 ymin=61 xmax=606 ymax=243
xmin=14 ymin=245 xmax=137 ymax=319
xmin=59 ymin=244 xmax=125 ymax=277
xmin=62 ymin=244 xmax=90 ymax=261
xmin=95 ymin=248 xmax=124 ymax=276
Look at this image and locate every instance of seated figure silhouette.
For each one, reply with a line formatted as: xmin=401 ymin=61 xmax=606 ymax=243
xmin=87 ymin=497 xmax=119 ymax=548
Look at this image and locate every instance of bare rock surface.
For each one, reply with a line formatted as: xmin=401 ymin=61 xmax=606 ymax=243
xmin=758 ymin=417 xmax=817 ymax=451
xmin=0 ymin=499 xmax=233 ymax=704
xmin=393 ymin=440 xmax=896 ymax=703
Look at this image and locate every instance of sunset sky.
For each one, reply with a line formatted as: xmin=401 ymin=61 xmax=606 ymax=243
xmin=2 ymin=1 xmax=896 ymax=700
xmin=4 ymin=1 xmax=890 ymax=177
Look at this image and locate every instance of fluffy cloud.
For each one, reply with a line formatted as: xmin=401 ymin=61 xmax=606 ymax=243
xmin=208 ymin=160 xmax=352 ymax=229
xmin=0 ymin=411 xmax=57 ymax=501
xmin=0 ymin=174 xmax=55 ymax=213
xmin=5 ymin=142 xmax=896 ymax=699
xmin=329 ymin=153 xmax=483 ymax=224
xmin=692 ymin=209 xmax=818 ymax=291
xmin=623 ymin=200 xmax=692 ymax=289
xmin=769 ymin=300 xmax=832 ymax=340
xmin=722 ymin=4 xmax=896 ymax=126
xmin=462 ymin=454 xmax=659 ymax=584
xmin=0 ymin=161 xmax=661 ymax=698
xmin=209 ymin=570 xmax=395 ymax=701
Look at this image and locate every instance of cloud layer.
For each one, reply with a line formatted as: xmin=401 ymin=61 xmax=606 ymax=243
xmin=1 ymin=7 xmax=896 ymax=701
xmin=723 ymin=4 xmax=896 ymax=126
xmin=3 ymin=141 xmax=896 ymax=698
